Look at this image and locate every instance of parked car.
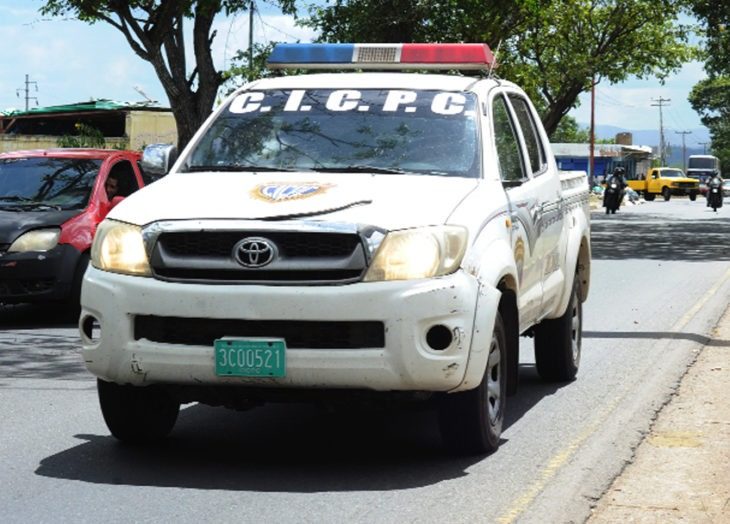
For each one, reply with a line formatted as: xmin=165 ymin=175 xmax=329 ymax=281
xmin=723 ymin=179 xmax=730 ymax=198
xmin=0 ymin=148 xmax=145 ymax=306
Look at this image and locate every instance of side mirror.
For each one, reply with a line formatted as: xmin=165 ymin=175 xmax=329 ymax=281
xmin=110 ymin=196 xmax=125 ymax=209
xmin=141 ymin=143 xmax=178 ymax=177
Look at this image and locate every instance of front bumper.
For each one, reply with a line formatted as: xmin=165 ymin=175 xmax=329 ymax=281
xmin=670 ymin=186 xmax=699 ymax=195
xmin=0 ymin=244 xmax=82 ymax=303
xmin=80 ymin=266 xmax=495 ymax=393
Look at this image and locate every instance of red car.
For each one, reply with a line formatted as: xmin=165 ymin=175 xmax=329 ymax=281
xmin=0 ymin=149 xmax=146 ymax=306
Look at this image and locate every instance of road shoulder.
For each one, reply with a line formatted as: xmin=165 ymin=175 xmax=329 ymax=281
xmin=588 ymin=305 xmax=730 ymax=522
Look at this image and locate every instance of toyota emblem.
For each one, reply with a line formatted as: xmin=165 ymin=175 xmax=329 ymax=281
xmin=233 ymin=237 xmax=277 ymax=268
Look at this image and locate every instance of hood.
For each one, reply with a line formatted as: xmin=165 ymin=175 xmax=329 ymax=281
xmin=110 ymin=172 xmax=479 ymax=230
xmin=0 ymin=208 xmax=79 ymax=244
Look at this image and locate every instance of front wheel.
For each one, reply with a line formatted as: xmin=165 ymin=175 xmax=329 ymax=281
xmin=662 ymin=187 xmax=671 ymax=201
xmin=438 ymin=313 xmax=507 ymax=455
xmin=98 ymin=379 xmax=180 ymax=443
xmin=534 ymin=275 xmax=583 ymax=382
xmin=689 ymin=192 xmax=697 ymax=202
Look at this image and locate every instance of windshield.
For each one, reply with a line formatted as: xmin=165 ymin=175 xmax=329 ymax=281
xmin=186 ymin=88 xmax=480 ymax=178
xmin=688 ymin=157 xmax=718 ymax=170
xmin=660 ymin=169 xmax=684 ymax=178
xmin=0 ymin=157 xmax=102 ymax=210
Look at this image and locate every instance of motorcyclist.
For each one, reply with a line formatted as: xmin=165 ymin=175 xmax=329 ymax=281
xmin=706 ymin=170 xmax=723 ymax=210
xmin=603 ymin=166 xmax=627 ymax=213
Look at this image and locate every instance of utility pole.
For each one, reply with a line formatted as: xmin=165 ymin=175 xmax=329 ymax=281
xmin=675 ymin=130 xmax=692 ymax=172
xmin=248 ymin=0 xmax=255 ymax=81
xmin=698 ymin=141 xmax=710 ymax=154
xmin=589 ymin=76 xmax=596 ymax=186
xmin=651 ymin=97 xmax=670 ymax=165
xmin=15 ymin=74 xmax=38 ymax=111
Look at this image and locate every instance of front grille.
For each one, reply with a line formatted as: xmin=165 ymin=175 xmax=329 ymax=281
xmin=134 ymin=316 xmax=385 ymax=349
xmin=151 ymin=230 xmax=368 ymax=284
xmin=0 ymin=278 xmax=55 ymax=296
xmin=676 ymin=182 xmax=697 ymax=188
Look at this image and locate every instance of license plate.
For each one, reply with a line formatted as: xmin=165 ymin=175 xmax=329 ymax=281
xmin=214 ymin=338 xmax=286 ymax=377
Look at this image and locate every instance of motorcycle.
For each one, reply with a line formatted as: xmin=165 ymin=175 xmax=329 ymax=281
xmin=603 ymin=178 xmax=623 ymax=214
xmin=707 ymin=177 xmax=723 ymax=212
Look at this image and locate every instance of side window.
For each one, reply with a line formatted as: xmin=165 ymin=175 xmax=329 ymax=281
xmin=107 ymin=160 xmax=140 ymax=199
xmin=508 ymin=95 xmax=546 ymax=175
xmin=492 ymin=95 xmax=525 ymax=182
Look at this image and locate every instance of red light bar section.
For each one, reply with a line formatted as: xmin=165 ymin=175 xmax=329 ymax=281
xmin=400 ymin=44 xmax=495 ymax=67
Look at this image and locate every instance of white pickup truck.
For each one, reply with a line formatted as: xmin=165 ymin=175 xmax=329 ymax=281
xmin=80 ymin=43 xmax=591 ymax=455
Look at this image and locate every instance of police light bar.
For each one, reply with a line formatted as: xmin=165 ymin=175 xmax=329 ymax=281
xmin=267 ymin=43 xmax=495 ymax=71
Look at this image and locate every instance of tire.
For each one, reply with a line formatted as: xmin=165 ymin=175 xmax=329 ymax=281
xmin=644 ymin=192 xmax=655 ymax=202
xmin=689 ymin=193 xmax=697 ymax=202
xmin=662 ymin=187 xmax=671 ymax=201
xmin=534 ymin=275 xmax=582 ymax=382
xmin=438 ymin=312 xmax=507 ymax=455
xmin=98 ymin=379 xmax=180 ymax=443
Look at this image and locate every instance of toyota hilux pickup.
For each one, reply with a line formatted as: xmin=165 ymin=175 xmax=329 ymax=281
xmin=80 ymin=43 xmax=591 ymax=455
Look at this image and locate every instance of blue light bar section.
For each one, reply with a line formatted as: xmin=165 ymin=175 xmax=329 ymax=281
xmin=268 ymin=44 xmax=356 ymax=65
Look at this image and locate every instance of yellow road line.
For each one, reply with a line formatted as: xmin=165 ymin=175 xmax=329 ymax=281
xmin=671 ymin=267 xmax=730 ymax=332
xmin=496 ymin=266 xmax=730 ymax=524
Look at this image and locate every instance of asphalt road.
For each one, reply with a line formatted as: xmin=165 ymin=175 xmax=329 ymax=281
xmin=1 ymin=198 xmax=729 ymax=524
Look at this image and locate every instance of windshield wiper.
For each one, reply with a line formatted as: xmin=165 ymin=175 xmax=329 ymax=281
xmin=19 ymin=203 xmax=63 ymax=211
xmin=0 ymin=195 xmax=34 ymax=202
xmin=185 ymin=164 xmax=297 ymax=172
xmin=311 ymin=165 xmax=408 ymax=175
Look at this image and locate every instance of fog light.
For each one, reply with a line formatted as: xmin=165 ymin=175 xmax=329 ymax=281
xmin=80 ymin=314 xmax=101 ymax=343
xmin=426 ymin=325 xmax=453 ymax=351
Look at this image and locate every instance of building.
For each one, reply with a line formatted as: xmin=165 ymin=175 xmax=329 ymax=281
xmin=551 ymin=142 xmax=654 ymax=186
xmin=0 ymin=100 xmax=177 ymax=152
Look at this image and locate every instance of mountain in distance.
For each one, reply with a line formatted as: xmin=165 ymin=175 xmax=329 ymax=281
xmin=579 ymin=124 xmax=713 ymax=167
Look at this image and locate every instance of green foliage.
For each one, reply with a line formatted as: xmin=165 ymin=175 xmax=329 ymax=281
xmin=300 ymin=0 xmax=696 ymax=134
xmin=689 ymin=76 xmax=730 ymax=170
xmin=690 ymin=2 xmax=730 ymax=171
xmin=551 ymin=116 xmax=590 ymax=143
xmin=56 ymin=123 xmax=107 ymax=148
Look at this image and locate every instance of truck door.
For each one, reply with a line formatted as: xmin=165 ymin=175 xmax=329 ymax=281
xmin=505 ymin=93 xmax=566 ymax=318
xmin=491 ymin=93 xmax=543 ymax=328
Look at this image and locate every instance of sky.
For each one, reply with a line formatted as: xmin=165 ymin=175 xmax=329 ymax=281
xmin=0 ymin=1 xmax=710 ymax=148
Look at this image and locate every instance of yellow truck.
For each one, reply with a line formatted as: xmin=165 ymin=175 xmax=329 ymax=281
xmin=627 ymin=167 xmax=700 ymax=201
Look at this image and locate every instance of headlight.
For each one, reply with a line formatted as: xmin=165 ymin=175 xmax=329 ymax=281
xmin=364 ymin=226 xmax=468 ymax=282
xmin=8 ymin=228 xmax=60 ymax=252
xmin=91 ymin=220 xmax=151 ymax=276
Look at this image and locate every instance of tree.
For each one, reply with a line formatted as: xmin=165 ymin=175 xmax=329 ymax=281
xmin=302 ymin=0 xmax=695 ymax=136
xmin=551 ymin=115 xmax=590 ymax=143
xmin=690 ymin=1 xmax=730 ymax=170
xmin=40 ymin=0 xmax=296 ymax=149
xmin=689 ymin=77 xmax=730 ymax=170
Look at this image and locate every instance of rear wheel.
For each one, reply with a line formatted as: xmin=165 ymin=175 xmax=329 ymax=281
xmin=439 ymin=313 xmax=506 ymax=455
xmin=662 ymin=187 xmax=671 ymax=201
xmin=643 ymin=192 xmax=655 ymax=201
xmin=98 ymin=379 xmax=180 ymax=443
xmin=534 ymin=275 xmax=582 ymax=382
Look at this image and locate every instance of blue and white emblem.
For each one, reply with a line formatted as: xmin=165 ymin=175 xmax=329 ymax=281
xmin=252 ymin=182 xmax=333 ymax=202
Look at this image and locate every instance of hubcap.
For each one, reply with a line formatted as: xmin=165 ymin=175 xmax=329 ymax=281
xmin=486 ymin=334 xmax=502 ymax=425
xmin=571 ymin=292 xmax=582 ymax=364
